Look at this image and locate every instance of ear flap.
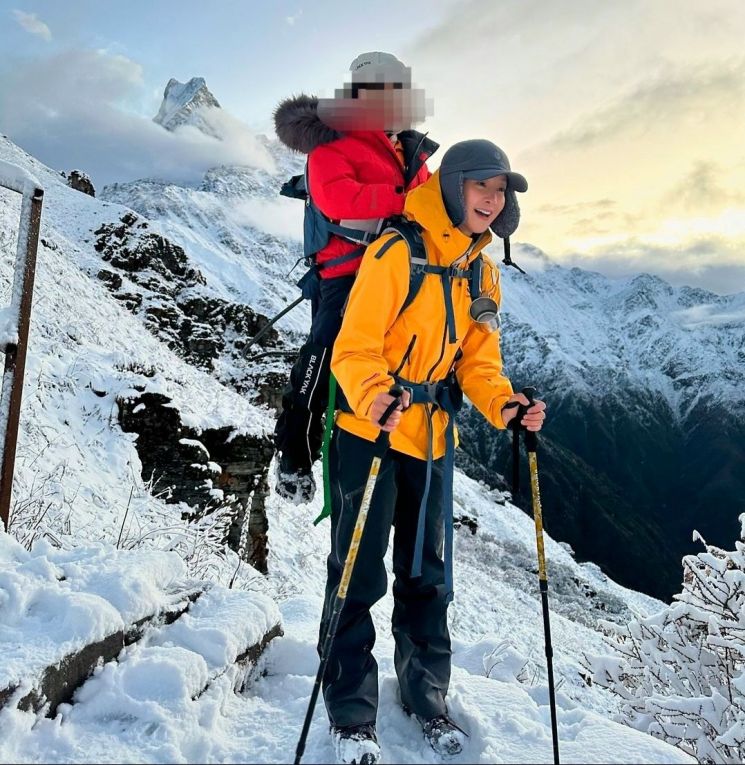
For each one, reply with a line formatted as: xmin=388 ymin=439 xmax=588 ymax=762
xmin=490 ymin=189 xmax=520 ymax=238
xmin=439 ymin=170 xmax=466 ymax=227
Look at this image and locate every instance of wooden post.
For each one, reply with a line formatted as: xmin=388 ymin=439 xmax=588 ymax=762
xmin=0 ymin=168 xmax=44 ymax=531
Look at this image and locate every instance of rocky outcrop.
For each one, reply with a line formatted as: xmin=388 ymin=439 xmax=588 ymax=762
xmin=118 ymin=391 xmax=273 ymax=573
xmin=0 ymin=582 xmax=283 ymax=718
xmin=91 ymin=212 xmax=295 ymax=577
xmin=65 ymin=170 xmax=95 ymax=197
xmin=93 ymin=213 xmax=283 ymax=390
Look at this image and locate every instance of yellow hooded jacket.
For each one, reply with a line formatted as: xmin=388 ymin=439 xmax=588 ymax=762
xmin=331 ymin=170 xmax=514 ymax=460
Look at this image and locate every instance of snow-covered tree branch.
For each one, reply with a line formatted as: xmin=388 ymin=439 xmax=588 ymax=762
xmin=584 ymin=515 xmax=745 ymax=764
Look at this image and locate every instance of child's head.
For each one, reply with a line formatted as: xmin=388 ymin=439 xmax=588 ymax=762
xmin=318 ymin=51 xmax=429 ymax=132
xmin=439 ymin=140 xmax=527 ymax=238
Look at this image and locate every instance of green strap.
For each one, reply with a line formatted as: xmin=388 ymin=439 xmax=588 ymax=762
xmin=313 ymin=373 xmax=337 ymax=525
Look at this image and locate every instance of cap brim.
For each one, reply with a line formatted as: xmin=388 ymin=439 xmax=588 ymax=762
xmin=463 ymin=167 xmax=528 ymax=192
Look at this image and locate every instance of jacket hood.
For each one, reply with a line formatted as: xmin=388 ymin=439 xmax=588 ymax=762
xmin=404 ymin=171 xmax=492 ymax=265
xmin=273 ymin=94 xmax=341 ymax=154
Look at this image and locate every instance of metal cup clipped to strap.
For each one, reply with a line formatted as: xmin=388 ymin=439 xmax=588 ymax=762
xmin=469 ymin=295 xmax=501 ymax=333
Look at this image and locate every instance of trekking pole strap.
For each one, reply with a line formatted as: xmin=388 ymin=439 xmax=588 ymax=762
xmin=504 ymin=400 xmax=523 ymax=493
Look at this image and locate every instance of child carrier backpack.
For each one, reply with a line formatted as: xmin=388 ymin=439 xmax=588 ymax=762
xmin=279 ymin=164 xmax=386 ymax=302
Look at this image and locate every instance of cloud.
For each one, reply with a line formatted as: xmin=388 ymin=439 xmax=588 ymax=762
xmin=406 ymin=0 xmax=745 ymax=296
xmin=508 ymin=243 xmax=553 ymax=273
xmin=543 ymin=59 xmax=745 ymax=151
xmin=409 ymin=0 xmax=745 ymax=151
xmin=0 ymin=49 xmax=275 ymax=188
xmin=11 ymin=9 xmax=52 ymax=41
xmin=537 ymin=199 xmax=617 ymax=216
xmin=560 ymin=233 xmax=745 ymax=295
xmin=673 ymin=303 xmax=745 ymax=328
xmin=227 ymin=197 xmax=303 ymax=242
xmin=285 ymin=9 xmax=302 ymax=25
xmin=660 ymin=161 xmax=745 ymax=214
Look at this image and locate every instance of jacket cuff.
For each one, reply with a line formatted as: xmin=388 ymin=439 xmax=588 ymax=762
xmin=357 ymin=378 xmax=395 ymax=421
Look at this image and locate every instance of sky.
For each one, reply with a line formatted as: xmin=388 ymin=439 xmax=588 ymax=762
xmin=1 ymin=0 xmax=744 ymax=294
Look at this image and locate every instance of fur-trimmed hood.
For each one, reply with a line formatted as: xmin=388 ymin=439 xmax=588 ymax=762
xmin=273 ymin=94 xmax=341 ymax=154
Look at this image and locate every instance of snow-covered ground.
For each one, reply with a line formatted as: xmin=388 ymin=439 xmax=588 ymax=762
xmin=0 ymin=468 xmax=694 ymax=764
xmin=0 ymin=129 xmax=697 ymax=762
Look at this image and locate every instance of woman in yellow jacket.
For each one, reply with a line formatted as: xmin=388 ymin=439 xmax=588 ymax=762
xmin=322 ymin=139 xmax=547 ymax=765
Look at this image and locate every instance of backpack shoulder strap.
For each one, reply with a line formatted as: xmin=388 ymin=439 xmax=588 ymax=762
xmin=374 ymin=217 xmax=428 ymax=316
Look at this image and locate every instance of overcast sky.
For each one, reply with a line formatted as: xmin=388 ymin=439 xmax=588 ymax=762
xmin=1 ymin=0 xmax=744 ymax=294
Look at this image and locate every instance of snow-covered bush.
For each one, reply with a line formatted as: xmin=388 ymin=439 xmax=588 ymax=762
xmin=584 ymin=516 xmax=745 ymax=763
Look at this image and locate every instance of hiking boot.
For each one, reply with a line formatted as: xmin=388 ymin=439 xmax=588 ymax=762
xmin=419 ymin=714 xmax=467 ymax=757
xmin=331 ymin=723 xmax=380 ymax=765
xmin=274 ymin=460 xmax=316 ymax=505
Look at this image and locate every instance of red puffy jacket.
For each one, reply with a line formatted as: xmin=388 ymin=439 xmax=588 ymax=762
xmin=308 ymin=131 xmax=433 ymax=278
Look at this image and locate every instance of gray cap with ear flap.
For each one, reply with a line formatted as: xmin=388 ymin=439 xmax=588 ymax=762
xmin=438 ymin=139 xmax=527 ymax=238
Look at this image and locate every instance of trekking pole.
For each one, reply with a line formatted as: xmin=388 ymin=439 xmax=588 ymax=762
xmin=520 ymin=386 xmax=560 ymax=765
xmin=294 ymin=385 xmax=405 ymax=765
xmin=241 ymin=295 xmax=304 ymax=358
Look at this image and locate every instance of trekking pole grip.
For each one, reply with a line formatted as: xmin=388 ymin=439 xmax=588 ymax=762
xmin=521 ymin=386 xmax=538 ymax=452
xmin=375 ymin=384 xmax=405 ymax=450
xmin=378 ymin=384 xmax=405 ymax=426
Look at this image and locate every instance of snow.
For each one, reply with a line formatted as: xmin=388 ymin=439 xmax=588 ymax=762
xmin=0 ymin=131 xmax=701 ymax=763
xmin=0 ymin=491 xmax=692 ymax=763
xmin=147 ymin=586 xmax=280 ymax=672
xmin=0 ymin=158 xmax=42 ymax=197
xmin=0 ymin=532 xmax=183 ymax=690
xmin=0 ymin=305 xmax=17 ymax=348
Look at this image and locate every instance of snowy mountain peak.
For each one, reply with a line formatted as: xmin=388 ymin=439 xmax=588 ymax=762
xmin=153 ymin=77 xmax=221 ymax=135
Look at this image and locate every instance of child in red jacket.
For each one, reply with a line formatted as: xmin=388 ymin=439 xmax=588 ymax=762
xmin=272 ymin=52 xmax=437 ymax=502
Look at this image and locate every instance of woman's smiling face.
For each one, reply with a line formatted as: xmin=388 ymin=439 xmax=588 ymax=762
xmin=458 ymin=175 xmax=507 ymax=236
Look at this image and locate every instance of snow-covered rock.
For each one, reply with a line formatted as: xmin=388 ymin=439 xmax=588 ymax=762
xmin=154 ymin=77 xmax=222 ymax=137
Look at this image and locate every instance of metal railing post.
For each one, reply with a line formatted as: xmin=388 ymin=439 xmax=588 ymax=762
xmin=0 ymin=161 xmax=44 ymax=531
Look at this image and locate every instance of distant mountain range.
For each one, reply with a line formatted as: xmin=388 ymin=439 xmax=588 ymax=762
xmin=459 ymin=249 xmax=745 ymax=599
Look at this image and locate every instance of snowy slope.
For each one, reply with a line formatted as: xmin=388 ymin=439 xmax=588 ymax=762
xmin=0 ymin=134 xmax=274 ymax=583
xmin=0 ymin=124 xmax=699 ymax=763
xmin=0 ymin=474 xmax=692 ymax=764
xmin=100 ymin=159 xmax=309 ymax=339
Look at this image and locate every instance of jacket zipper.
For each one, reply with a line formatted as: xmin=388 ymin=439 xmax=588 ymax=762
xmin=426 ymin=321 xmax=448 ymax=382
xmin=393 ymin=334 xmax=417 ymax=376
xmin=404 ymin=133 xmax=428 ymax=188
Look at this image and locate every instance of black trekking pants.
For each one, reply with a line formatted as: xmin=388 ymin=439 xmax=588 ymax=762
xmin=273 ymin=275 xmax=355 ymax=473
xmin=320 ymin=428 xmax=451 ymax=727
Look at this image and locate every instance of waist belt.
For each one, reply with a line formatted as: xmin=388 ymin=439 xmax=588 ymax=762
xmin=393 ymin=372 xmax=462 ymax=603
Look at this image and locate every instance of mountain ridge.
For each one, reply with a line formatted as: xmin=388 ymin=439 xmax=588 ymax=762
xmin=153 ymin=76 xmax=222 ymax=137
